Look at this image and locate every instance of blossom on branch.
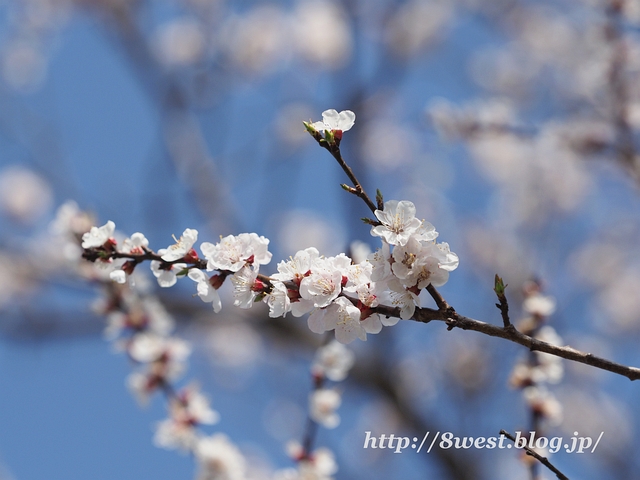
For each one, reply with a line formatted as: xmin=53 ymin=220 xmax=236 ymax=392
xmin=154 ymin=384 xmax=220 ymax=451
xmin=309 ymin=388 xmax=341 ymax=429
xmin=151 ymin=250 xmax=187 ymax=287
xmin=311 ymin=109 xmax=356 ymax=140
xmin=370 ymin=200 xmax=426 ymax=246
xmin=195 ymin=433 xmax=247 ymax=480
xmin=201 ymin=232 xmax=271 ymax=272
xmin=312 ymin=340 xmax=355 ymax=382
xmin=161 ymin=228 xmax=198 ymax=262
xmin=188 ymin=269 xmax=223 ymax=313
xmin=81 ymin=220 xmax=115 ymax=249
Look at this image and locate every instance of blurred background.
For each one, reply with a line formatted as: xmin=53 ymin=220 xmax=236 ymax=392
xmin=1 ymin=0 xmax=640 ymax=478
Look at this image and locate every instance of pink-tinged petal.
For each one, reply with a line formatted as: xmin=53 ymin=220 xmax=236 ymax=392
xmin=337 ymin=110 xmax=355 ymax=131
xmin=321 ymin=109 xmax=341 ymax=129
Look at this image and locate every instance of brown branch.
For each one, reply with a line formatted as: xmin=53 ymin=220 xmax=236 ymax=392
xmin=326 ymin=145 xmax=378 ymax=215
xmin=305 ymin=127 xmax=379 ymax=216
xmin=500 ymin=430 xmax=569 ymax=480
xmin=372 ymin=302 xmax=640 ymax=381
xmin=493 ymin=274 xmax=512 ymax=329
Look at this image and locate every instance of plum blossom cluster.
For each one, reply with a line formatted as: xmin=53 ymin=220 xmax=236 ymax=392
xmin=82 ymin=194 xmax=458 ymax=346
xmin=65 ymin=214 xmax=249 ymax=479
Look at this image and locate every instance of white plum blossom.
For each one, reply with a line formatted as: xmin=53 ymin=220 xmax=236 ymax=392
xmin=104 ymin=297 xmax=174 ymax=340
xmin=272 ymin=247 xmax=320 ymax=284
xmin=312 ymin=340 xmax=355 ymax=381
xmin=384 ymin=278 xmax=420 ymax=320
xmin=195 ymin=434 xmax=247 ymax=480
xmin=201 ymin=232 xmax=271 ymax=272
xmin=128 ymin=333 xmax=191 ymax=364
xmin=523 ymin=293 xmax=557 ymax=317
xmin=391 ymin=239 xmax=451 ymax=288
xmin=230 ymin=266 xmax=262 ymax=308
xmin=266 ymin=281 xmax=291 ymax=318
xmin=81 ymin=220 xmax=115 ymax=248
xmin=276 ymin=444 xmax=338 ymax=480
xmin=371 ymin=200 xmax=423 ymax=246
xmin=151 ymin=250 xmax=187 ymax=287
xmin=126 ymin=334 xmax=191 ymax=404
xmin=311 ymin=109 xmax=355 ymax=136
xmin=188 ymin=269 xmax=222 ymax=313
xmin=369 ymin=242 xmax=393 ymax=283
xmin=109 ymin=269 xmax=127 ymax=284
xmin=161 ymin=228 xmax=198 ymax=262
xmin=523 ymin=385 xmax=563 ymax=426
xmin=436 ymin=242 xmax=460 ymax=272
xmin=154 ymin=384 xmax=220 ymax=451
xmin=122 ymin=232 xmax=149 ymax=254
xmin=321 ymin=296 xmax=367 ymax=344
xmin=299 ymin=262 xmax=343 ymax=308
xmin=309 ymin=388 xmax=341 ymax=429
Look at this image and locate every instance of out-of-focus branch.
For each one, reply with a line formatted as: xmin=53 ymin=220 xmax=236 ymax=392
xmin=500 ymin=430 xmax=569 ymax=480
xmin=605 ymin=0 xmax=640 ymax=179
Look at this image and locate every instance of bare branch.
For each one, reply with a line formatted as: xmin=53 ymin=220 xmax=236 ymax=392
xmin=500 ymin=430 xmax=569 ymax=480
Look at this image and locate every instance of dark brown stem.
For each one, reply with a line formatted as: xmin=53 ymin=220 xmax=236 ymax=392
xmin=494 ymin=275 xmax=512 ymax=329
xmin=500 ymin=430 xmax=569 ymax=480
xmin=370 ymin=301 xmax=640 ymax=381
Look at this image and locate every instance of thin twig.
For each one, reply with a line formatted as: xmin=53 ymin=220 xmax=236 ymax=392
xmin=493 ymin=274 xmax=513 ymax=329
xmin=500 ymin=430 xmax=569 ymax=480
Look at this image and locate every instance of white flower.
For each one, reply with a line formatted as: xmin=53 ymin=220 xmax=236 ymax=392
xmin=300 ymin=271 xmax=342 ymax=307
xmin=299 ymin=259 xmax=343 ymax=308
xmin=127 ymin=370 xmax=162 ymax=406
xmin=151 ymin=250 xmax=187 ymax=287
xmin=161 ymin=228 xmax=198 ymax=262
xmin=266 ymin=281 xmax=291 ymax=318
xmin=391 ymin=240 xmax=450 ymax=288
xmin=188 ymin=269 xmax=222 ymax=313
xmin=311 ymin=109 xmax=355 ymax=135
xmin=230 ymin=266 xmax=261 ymax=308
xmin=122 ymin=232 xmax=149 ymax=254
xmin=436 ymin=242 xmax=459 ymax=272
xmin=126 ymin=335 xmax=191 ymax=405
xmin=109 ymin=269 xmax=127 ymax=284
xmin=384 ymin=278 xmax=419 ymax=320
xmin=321 ymin=296 xmax=367 ymax=344
xmin=310 ymin=388 xmax=341 ymax=429
xmin=81 ymin=220 xmax=115 ymax=248
xmin=272 ymin=247 xmax=320 ymax=283
xmin=128 ymin=333 xmax=191 ymax=365
xmin=369 ymin=242 xmax=393 ymax=283
xmin=523 ymin=293 xmax=556 ymax=317
xmin=154 ymin=384 xmax=219 ymax=451
xmin=276 ymin=445 xmax=337 ymax=480
xmin=312 ymin=340 xmax=355 ymax=381
xmin=201 ymin=232 xmax=271 ymax=272
xmin=370 ymin=200 xmax=423 ymax=246
xmin=523 ymin=386 xmax=563 ymax=426
xmin=195 ymin=434 xmax=247 ymax=480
